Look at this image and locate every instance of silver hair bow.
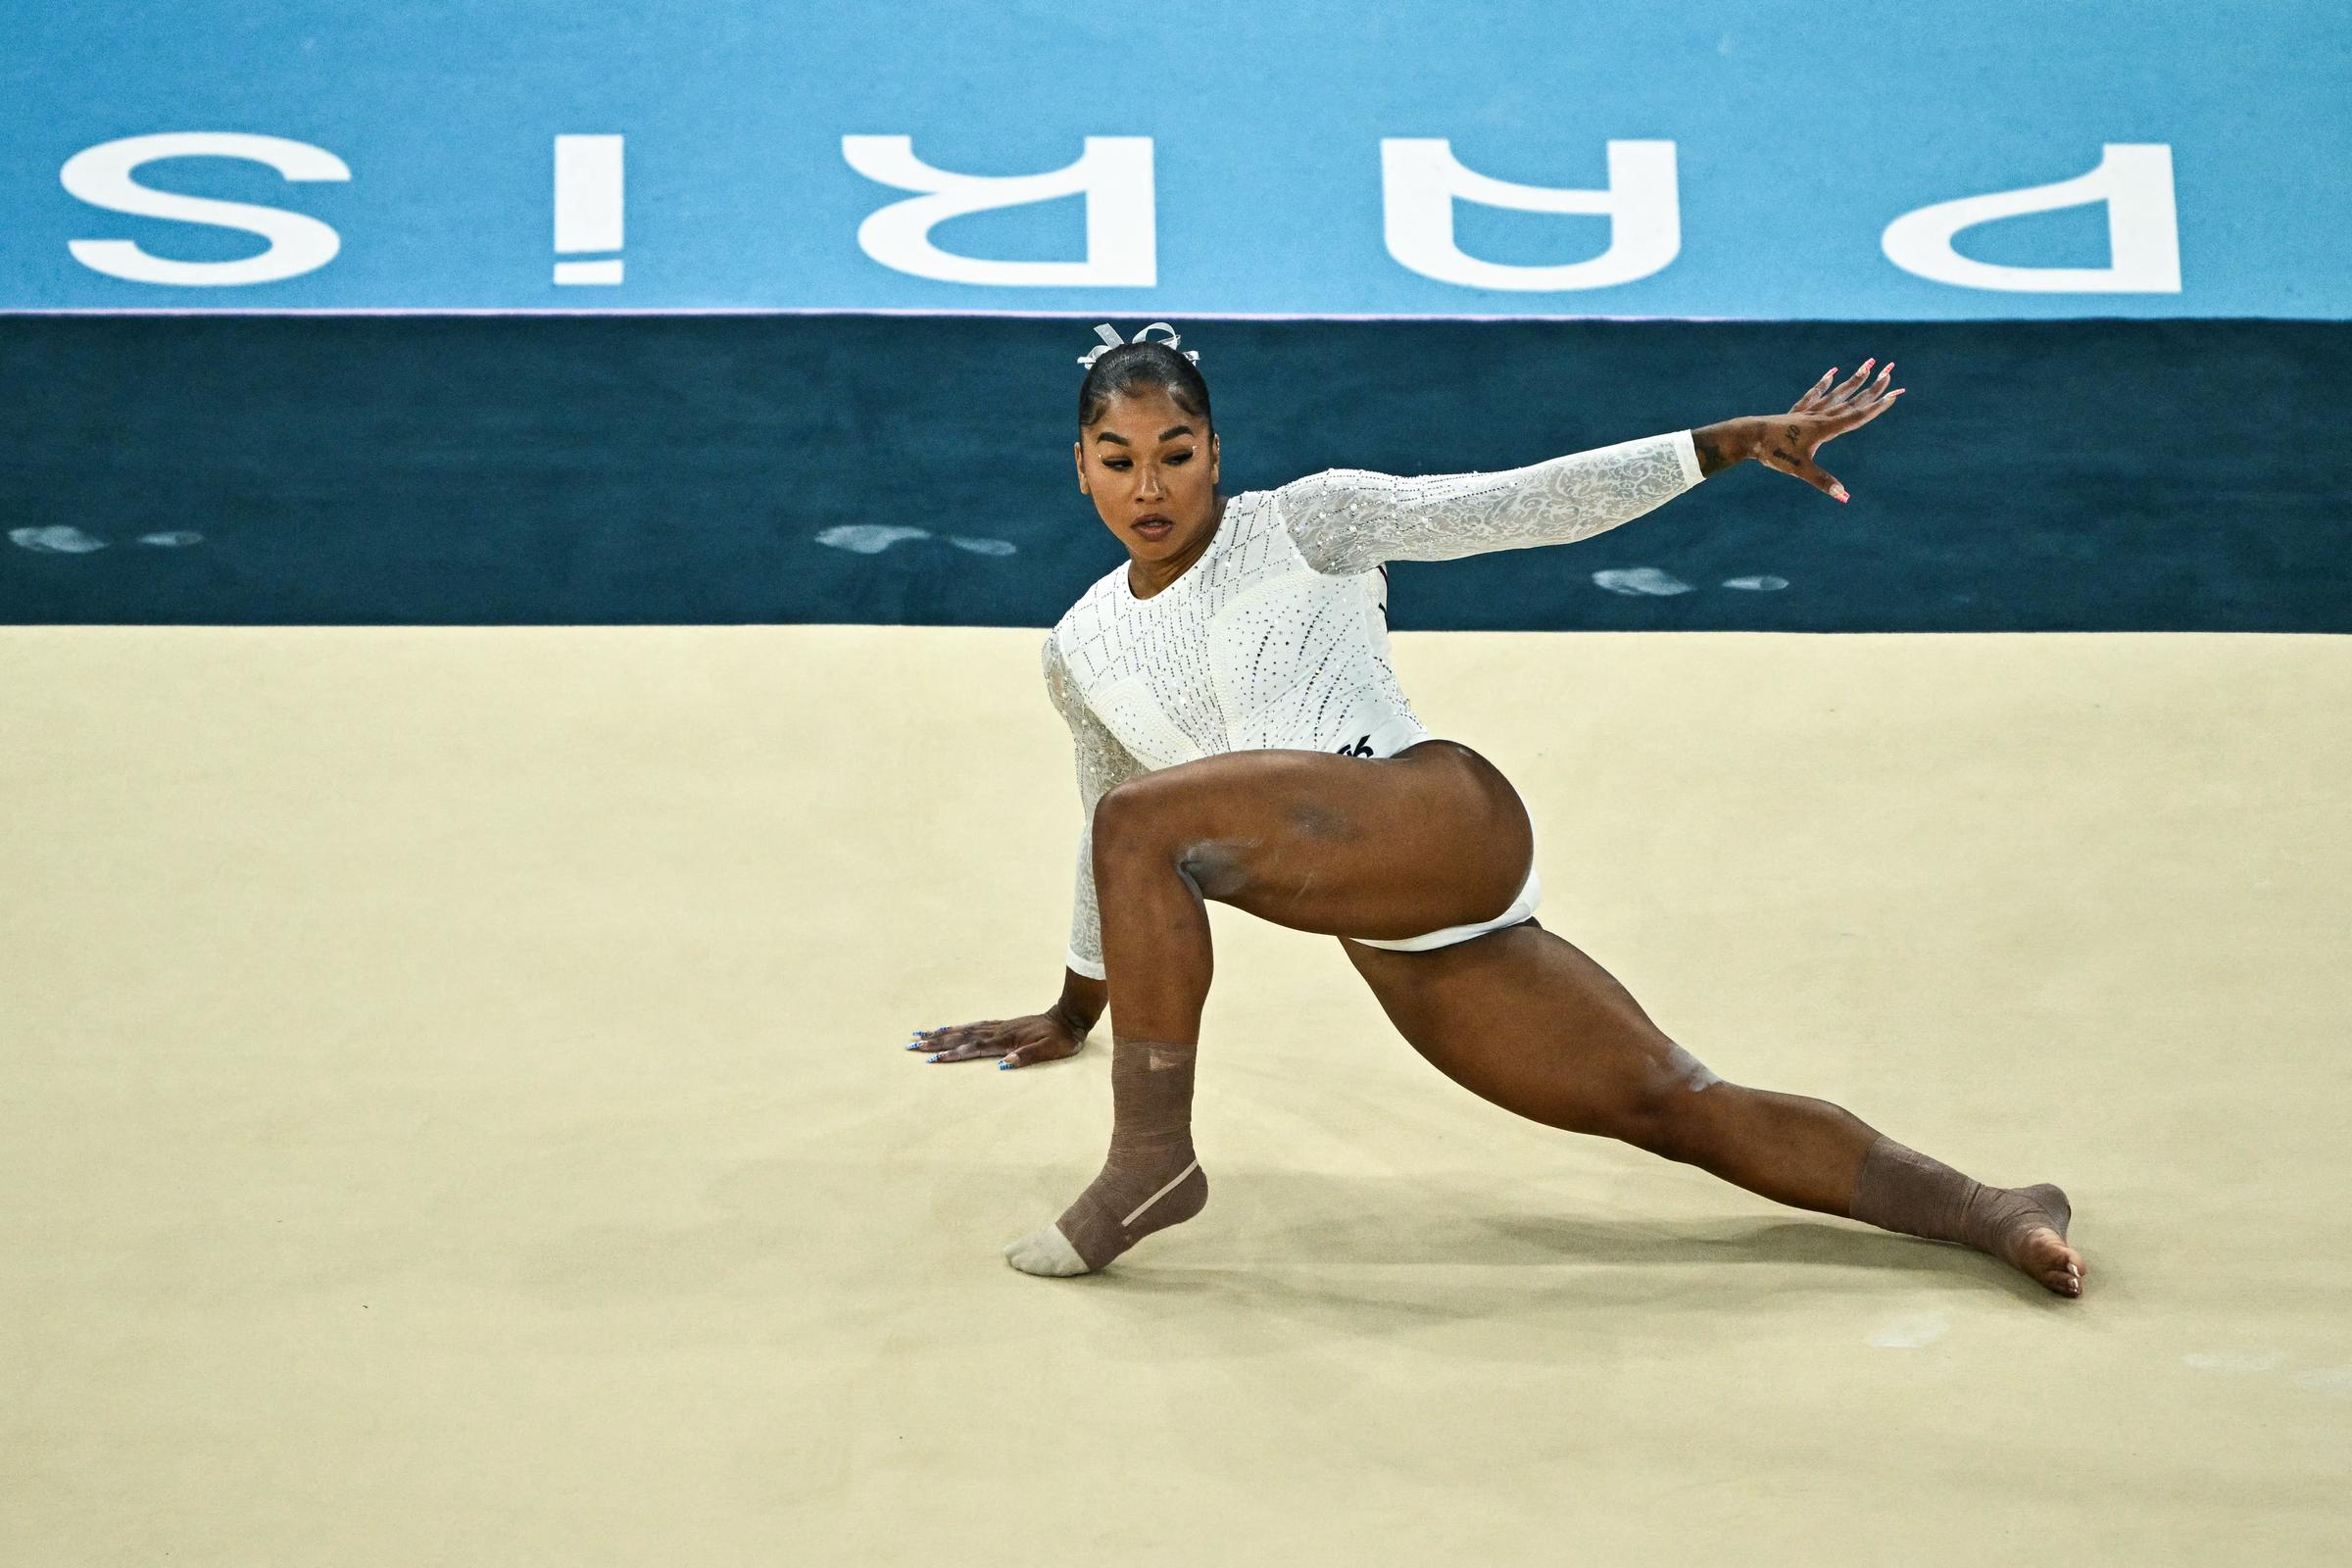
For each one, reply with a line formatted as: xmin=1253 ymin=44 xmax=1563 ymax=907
xmin=1076 ymin=320 xmax=1200 ymax=370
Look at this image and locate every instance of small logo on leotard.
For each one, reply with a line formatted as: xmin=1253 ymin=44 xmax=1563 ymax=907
xmin=1336 ymin=735 xmax=1374 ymax=757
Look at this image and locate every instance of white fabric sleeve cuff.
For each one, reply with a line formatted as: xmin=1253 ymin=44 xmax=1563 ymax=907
xmin=1065 ymin=948 xmax=1106 ymax=981
xmin=1674 ymin=428 xmax=1703 ymax=488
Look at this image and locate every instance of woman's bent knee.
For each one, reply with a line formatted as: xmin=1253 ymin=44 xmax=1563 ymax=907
xmin=1092 ymin=777 xmax=1255 ymax=900
xmin=1621 ymin=1072 xmax=1731 ymax=1163
xmin=1092 ymin=776 xmax=1192 ymax=868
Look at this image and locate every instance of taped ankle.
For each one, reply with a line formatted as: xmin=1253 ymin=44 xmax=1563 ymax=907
xmin=1846 ymin=1134 xmax=2070 ymax=1268
xmin=1053 ymin=1035 xmax=1208 ymax=1271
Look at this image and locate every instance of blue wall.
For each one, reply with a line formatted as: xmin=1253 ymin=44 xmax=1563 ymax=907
xmin=5 ymin=1 xmax=2343 ymax=317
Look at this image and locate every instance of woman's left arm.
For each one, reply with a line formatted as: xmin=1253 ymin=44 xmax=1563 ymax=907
xmin=1280 ymin=360 xmax=1902 ymax=576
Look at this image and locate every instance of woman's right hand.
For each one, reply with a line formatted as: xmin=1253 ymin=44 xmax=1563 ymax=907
xmin=907 ymin=1009 xmax=1088 ymax=1068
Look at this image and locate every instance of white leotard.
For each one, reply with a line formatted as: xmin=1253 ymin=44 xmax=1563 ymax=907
xmin=1046 ymin=427 xmax=1706 ymax=978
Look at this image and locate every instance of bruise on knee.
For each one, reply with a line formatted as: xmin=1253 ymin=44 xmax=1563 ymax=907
xmin=1176 ymin=838 xmax=1260 ymax=900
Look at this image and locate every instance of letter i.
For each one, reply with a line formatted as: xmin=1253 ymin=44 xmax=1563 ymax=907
xmin=553 ymin=135 xmax=624 ymax=285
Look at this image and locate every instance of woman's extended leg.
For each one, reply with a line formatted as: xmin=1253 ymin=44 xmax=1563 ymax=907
xmin=1003 ymin=739 xmax=1535 ymax=1277
xmin=1340 ymin=923 xmax=2085 ymax=1297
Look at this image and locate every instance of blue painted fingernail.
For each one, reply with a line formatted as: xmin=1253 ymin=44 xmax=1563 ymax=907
xmin=999 ymin=1059 xmax=1015 ymax=1070
xmin=927 ymin=1054 xmax=944 ymax=1062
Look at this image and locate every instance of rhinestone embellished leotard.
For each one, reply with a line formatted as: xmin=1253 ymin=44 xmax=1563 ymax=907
xmin=1046 ymin=427 xmax=1705 ymax=978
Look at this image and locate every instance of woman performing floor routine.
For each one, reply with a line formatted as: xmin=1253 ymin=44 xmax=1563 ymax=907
xmin=911 ymin=320 xmax=2083 ymax=1298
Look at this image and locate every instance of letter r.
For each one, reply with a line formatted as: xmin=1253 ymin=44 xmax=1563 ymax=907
xmin=842 ymin=135 xmax=1155 ymax=287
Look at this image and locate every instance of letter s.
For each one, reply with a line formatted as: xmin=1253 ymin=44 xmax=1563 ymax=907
xmin=62 ymin=132 xmax=351 ymax=287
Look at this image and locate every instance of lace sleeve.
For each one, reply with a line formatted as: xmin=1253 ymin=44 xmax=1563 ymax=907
xmin=1276 ymin=428 xmax=1705 ymax=576
xmin=1042 ymin=632 xmax=1149 ymax=980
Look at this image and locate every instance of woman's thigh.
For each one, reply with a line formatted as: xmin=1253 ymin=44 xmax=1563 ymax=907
xmin=1336 ymin=920 xmax=1723 ymax=1141
xmin=1094 ymin=739 xmax=1533 ymax=942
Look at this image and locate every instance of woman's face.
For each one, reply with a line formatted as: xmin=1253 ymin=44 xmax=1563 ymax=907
xmin=1073 ymin=385 xmax=1221 ymax=563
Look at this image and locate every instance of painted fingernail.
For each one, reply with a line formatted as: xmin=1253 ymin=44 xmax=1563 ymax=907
xmin=999 ymin=1059 xmax=1016 ymax=1070
xmin=1832 ymin=485 xmax=1849 ymax=502
xmin=927 ymin=1054 xmax=944 ymax=1062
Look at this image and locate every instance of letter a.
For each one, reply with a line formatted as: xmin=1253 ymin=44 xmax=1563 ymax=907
xmin=1881 ymin=144 xmax=2180 ymax=293
xmin=841 ymin=135 xmax=1154 ymax=286
xmin=1380 ymin=139 xmax=1679 ymax=291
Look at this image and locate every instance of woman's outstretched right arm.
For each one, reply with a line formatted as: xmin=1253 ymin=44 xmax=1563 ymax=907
xmin=911 ymin=632 xmax=1145 ymax=1068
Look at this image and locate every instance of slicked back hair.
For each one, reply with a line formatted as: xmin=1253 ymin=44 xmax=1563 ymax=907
xmin=1077 ymin=340 xmax=1214 ymax=438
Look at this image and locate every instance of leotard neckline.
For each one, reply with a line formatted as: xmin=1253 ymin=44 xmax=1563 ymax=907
xmin=1121 ymin=491 xmax=1243 ymax=604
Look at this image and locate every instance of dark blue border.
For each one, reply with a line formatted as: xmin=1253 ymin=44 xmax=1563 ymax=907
xmin=4 ymin=316 xmax=2344 ymax=630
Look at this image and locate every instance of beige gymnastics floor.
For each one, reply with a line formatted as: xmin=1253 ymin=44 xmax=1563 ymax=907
xmin=2 ymin=625 xmax=2347 ymax=1566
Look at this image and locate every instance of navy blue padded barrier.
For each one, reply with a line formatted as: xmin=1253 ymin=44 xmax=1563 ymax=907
xmin=2 ymin=315 xmax=2343 ymax=630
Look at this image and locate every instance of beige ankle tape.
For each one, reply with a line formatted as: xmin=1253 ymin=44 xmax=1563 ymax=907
xmin=1847 ymin=1134 xmax=2069 ymax=1264
xmin=1053 ymin=1036 xmax=1207 ymax=1270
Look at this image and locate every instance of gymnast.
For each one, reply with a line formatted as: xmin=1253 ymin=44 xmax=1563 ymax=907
xmin=912 ymin=320 xmax=2083 ymax=1298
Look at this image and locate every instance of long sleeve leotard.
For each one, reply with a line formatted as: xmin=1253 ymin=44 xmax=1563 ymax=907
xmin=1045 ymin=427 xmax=1704 ymax=979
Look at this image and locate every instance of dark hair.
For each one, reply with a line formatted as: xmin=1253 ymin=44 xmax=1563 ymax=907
xmin=1077 ymin=340 xmax=1213 ymax=436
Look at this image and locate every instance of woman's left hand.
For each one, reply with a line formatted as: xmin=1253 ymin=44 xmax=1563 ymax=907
xmin=1757 ymin=358 xmax=1904 ymax=502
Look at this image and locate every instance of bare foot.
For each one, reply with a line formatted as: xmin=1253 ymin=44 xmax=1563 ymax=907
xmin=1996 ymin=1183 xmax=2084 ymax=1298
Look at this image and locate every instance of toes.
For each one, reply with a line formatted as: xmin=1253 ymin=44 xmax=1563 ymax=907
xmin=1004 ymin=1224 xmax=1092 ymax=1277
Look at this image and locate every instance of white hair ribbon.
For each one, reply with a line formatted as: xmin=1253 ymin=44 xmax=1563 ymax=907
xmin=1076 ymin=320 xmax=1200 ymax=370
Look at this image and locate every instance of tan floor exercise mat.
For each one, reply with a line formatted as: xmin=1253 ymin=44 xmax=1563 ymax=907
xmin=3 ymin=625 xmax=2346 ymax=1566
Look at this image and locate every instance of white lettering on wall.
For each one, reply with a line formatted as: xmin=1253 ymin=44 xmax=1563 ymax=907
xmin=1380 ymin=138 xmax=1679 ymax=291
xmin=61 ymin=132 xmax=350 ymax=286
xmin=840 ymin=135 xmax=1155 ymax=286
xmin=1881 ymin=143 xmax=2180 ymax=293
xmin=553 ymin=134 xmax=625 ymax=285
